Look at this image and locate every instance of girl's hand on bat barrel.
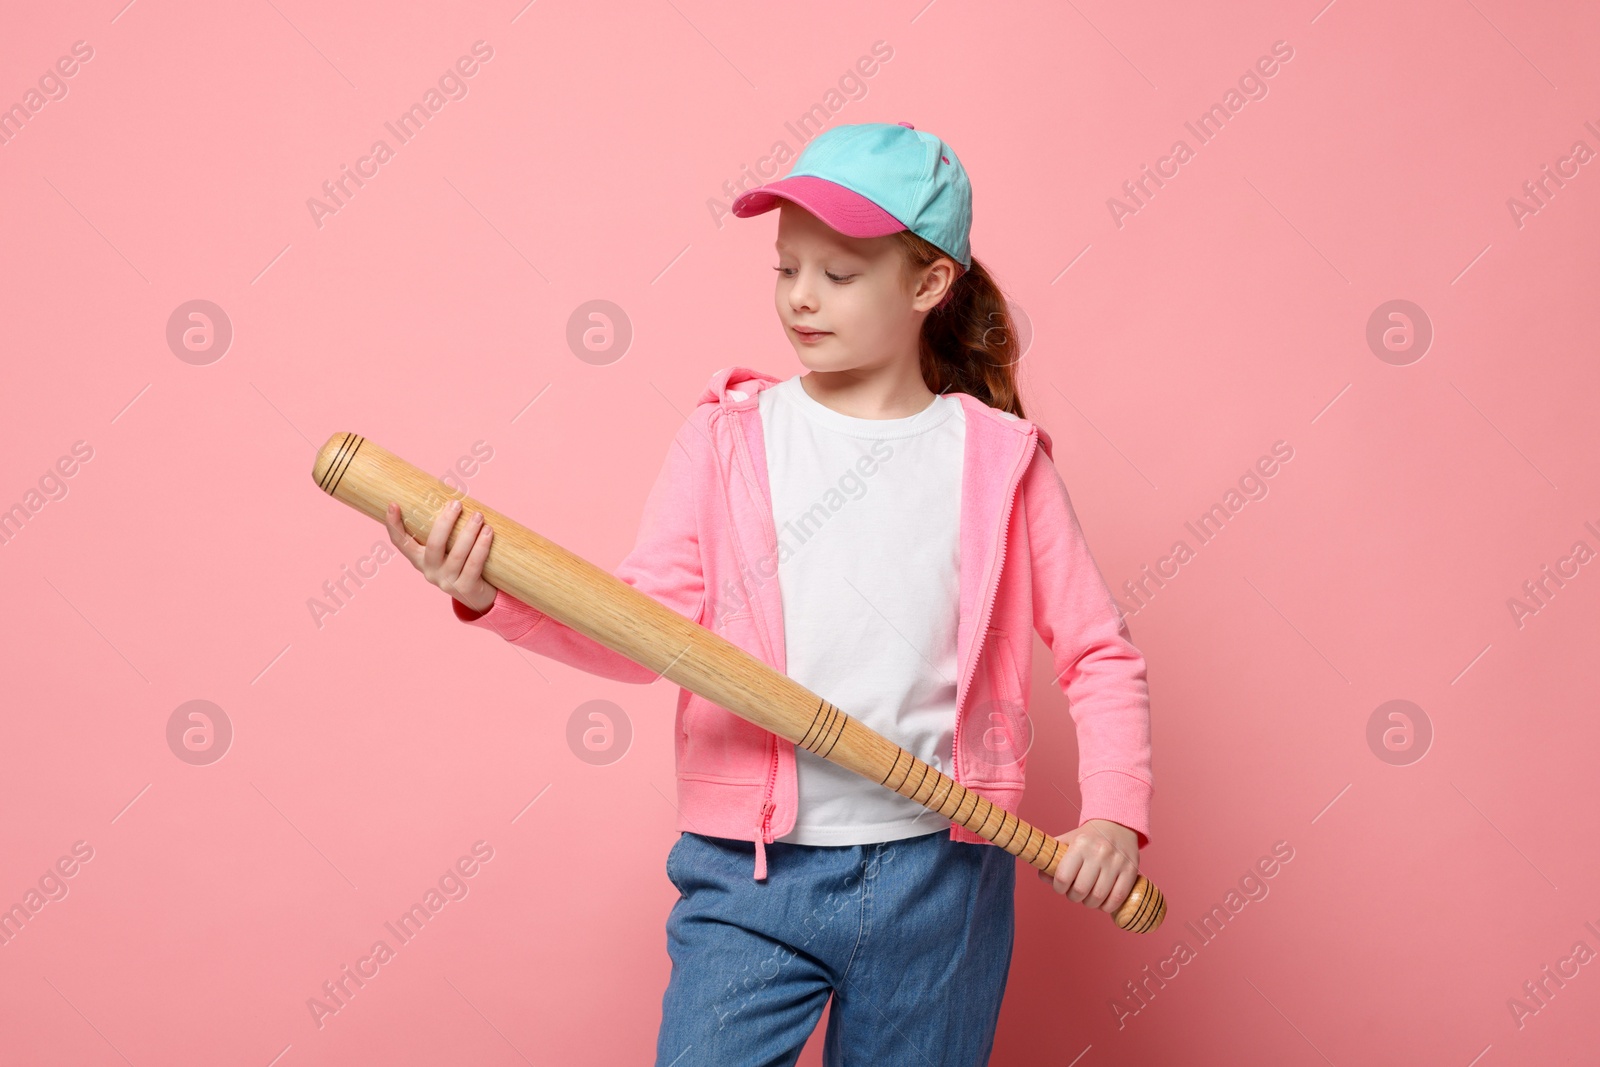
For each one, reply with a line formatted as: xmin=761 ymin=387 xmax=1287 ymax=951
xmin=1038 ymin=819 xmax=1140 ymax=914
xmin=384 ymin=500 xmax=498 ymax=613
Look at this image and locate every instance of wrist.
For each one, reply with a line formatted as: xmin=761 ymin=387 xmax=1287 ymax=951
xmin=455 ymin=589 xmax=496 ymax=618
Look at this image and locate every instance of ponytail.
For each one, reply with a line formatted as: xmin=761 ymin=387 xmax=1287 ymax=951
xmin=894 ymin=230 xmax=1027 ymax=419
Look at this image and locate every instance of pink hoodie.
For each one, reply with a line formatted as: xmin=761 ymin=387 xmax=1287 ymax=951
xmin=455 ymin=366 xmax=1153 ymax=880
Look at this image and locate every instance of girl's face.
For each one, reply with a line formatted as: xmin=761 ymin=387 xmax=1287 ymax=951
xmin=772 ymin=201 xmax=955 ymax=374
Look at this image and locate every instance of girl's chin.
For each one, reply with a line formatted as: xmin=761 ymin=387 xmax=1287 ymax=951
xmin=793 ymin=348 xmax=845 ymax=369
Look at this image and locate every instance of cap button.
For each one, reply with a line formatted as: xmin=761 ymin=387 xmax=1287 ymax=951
xmin=897 ymin=121 xmax=915 ymax=129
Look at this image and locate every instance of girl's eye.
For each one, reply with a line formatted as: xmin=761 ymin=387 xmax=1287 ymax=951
xmin=772 ymin=267 xmax=852 ymax=282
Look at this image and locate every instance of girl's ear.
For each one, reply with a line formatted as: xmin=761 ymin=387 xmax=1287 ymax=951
xmin=913 ymin=257 xmax=959 ymax=312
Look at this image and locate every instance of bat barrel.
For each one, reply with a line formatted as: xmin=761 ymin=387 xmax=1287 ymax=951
xmin=313 ymin=432 xmax=1166 ymax=934
xmin=312 ymin=432 xmax=364 ymax=499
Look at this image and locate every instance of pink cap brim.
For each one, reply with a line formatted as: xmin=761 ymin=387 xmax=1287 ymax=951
xmin=731 ymin=175 xmax=907 ymax=238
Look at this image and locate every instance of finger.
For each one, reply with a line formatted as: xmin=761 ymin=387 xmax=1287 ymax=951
xmin=423 ymin=499 xmax=462 ymax=572
xmin=1102 ymin=867 xmax=1138 ymax=914
xmin=464 ymin=520 xmax=495 ymax=584
xmin=1069 ymin=859 xmax=1101 ymax=904
xmin=385 ymin=503 xmax=425 ymax=568
xmin=445 ymin=510 xmax=485 ymax=577
xmin=1052 ymin=849 xmax=1083 ymax=896
xmin=1083 ymin=864 xmax=1118 ymax=910
xmin=384 ymin=501 xmax=410 ymax=544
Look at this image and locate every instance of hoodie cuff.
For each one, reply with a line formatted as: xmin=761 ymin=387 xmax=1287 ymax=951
xmin=1078 ymin=769 xmax=1153 ymax=849
xmin=452 ymin=588 xmax=546 ymax=643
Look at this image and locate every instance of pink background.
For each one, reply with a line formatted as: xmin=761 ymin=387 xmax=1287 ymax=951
xmin=2 ymin=1 xmax=1598 ymax=1063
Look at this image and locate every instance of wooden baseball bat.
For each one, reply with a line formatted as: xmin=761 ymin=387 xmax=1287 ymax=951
xmin=312 ymin=432 xmax=1165 ymax=933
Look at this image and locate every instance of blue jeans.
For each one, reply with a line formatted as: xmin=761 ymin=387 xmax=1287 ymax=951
xmin=655 ymin=828 xmax=1016 ymax=1066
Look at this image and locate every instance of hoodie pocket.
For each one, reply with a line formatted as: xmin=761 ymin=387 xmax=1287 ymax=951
xmin=962 ymin=627 xmax=1031 ymax=783
xmin=677 ymin=613 xmax=770 ymax=784
xmin=679 ymin=692 xmax=769 ymax=784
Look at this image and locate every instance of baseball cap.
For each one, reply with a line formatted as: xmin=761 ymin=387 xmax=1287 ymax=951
xmin=731 ymin=121 xmax=973 ymax=271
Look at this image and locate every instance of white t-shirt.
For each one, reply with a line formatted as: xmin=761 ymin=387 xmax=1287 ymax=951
xmin=750 ymin=374 xmax=966 ymax=845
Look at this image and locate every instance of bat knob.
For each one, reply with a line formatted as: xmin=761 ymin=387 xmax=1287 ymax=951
xmin=1114 ymin=875 xmax=1166 ymax=933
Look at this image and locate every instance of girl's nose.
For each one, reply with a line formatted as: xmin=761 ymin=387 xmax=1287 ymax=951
xmin=788 ymin=275 xmax=819 ymax=311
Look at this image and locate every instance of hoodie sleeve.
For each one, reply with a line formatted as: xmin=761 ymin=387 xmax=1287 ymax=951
xmin=451 ymin=412 xmax=706 ymax=683
xmin=1023 ymin=447 xmax=1154 ymax=848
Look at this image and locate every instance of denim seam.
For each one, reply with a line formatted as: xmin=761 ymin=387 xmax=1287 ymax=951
xmin=837 ymin=845 xmax=877 ymax=986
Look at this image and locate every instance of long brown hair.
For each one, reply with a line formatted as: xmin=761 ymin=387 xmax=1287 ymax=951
xmin=894 ymin=230 xmax=1027 ymax=419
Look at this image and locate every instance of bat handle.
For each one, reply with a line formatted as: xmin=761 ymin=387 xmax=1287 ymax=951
xmin=1002 ymin=809 xmax=1165 ymax=934
xmin=1042 ymin=857 xmax=1166 ymax=936
xmin=877 ymin=745 xmax=1166 ymax=933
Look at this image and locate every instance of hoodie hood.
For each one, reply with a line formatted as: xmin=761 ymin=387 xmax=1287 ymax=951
xmin=698 ymin=365 xmax=1052 ymax=460
xmin=697 ymin=365 xmax=785 ymax=407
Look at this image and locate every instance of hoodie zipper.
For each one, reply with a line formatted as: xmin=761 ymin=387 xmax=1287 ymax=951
xmin=951 ymin=429 xmax=1038 ymax=825
xmin=734 ymin=390 xmax=1037 ymax=870
xmin=754 ymin=788 xmax=777 ymax=880
xmin=729 ymin=398 xmax=785 ymax=881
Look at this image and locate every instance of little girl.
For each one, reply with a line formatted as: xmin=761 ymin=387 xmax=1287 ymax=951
xmin=385 ymin=121 xmax=1153 ymax=1066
